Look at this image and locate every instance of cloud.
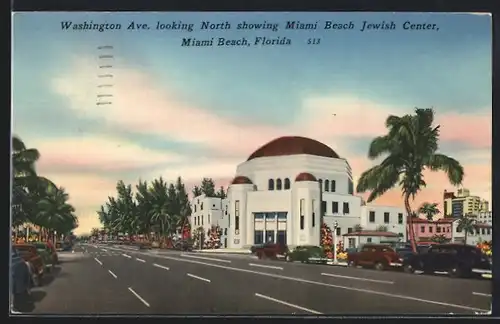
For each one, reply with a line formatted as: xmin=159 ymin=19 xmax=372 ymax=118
xmin=296 ymin=96 xmax=491 ymax=150
xmin=32 ymin=136 xmax=183 ymax=173
xmin=51 ymin=58 xmax=287 ymax=158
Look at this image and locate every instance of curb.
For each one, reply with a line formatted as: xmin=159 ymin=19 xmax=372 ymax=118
xmin=326 ymin=261 xmax=348 ymax=267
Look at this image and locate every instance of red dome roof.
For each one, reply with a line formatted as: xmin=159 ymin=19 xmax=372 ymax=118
xmin=295 ymin=172 xmax=317 ymax=182
xmin=231 ymin=176 xmax=253 ymax=185
xmin=247 ymin=136 xmax=340 ymax=161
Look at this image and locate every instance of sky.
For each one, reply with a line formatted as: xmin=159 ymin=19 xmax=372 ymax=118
xmin=12 ymin=12 xmax=492 ymax=235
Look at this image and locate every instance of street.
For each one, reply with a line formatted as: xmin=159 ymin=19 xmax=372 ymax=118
xmin=26 ymin=244 xmax=492 ymax=315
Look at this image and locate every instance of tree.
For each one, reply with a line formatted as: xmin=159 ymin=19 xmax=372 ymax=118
xmin=431 ymin=234 xmax=449 ymax=244
xmin=320 ymin=222 xmax=333 ymax=258
xmin=215 ymin=186 xmax=227 ymax=199
xmin=419 ymin=202 xmax=440 ymax=221
xmin=353 ymin=224 xmax=363 ymax=232
xmin=457 ymin=215 xmax=476 ymax=245
xmin=200 ymin=178 xmax=216 ymax=197
xmin=355 ymin=108 xmax=464 ymax=253
xmin=376 ymin=225 xmax=388 ymax=232
xmin=192 ymin=185 xmax=203 ymax=197
xmin=175 ymin=177 xmax=192 ymax=239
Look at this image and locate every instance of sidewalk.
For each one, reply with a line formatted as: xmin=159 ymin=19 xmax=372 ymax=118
xmin=191 ymin=248 xmax=252 ymax=254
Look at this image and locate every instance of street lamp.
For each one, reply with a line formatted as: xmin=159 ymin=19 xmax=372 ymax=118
xmin=333 ymin=221 xmax=339 ymax=264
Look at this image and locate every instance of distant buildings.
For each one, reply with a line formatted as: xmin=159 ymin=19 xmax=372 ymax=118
xmin=442 ymin=188 xmax=489 ymax=218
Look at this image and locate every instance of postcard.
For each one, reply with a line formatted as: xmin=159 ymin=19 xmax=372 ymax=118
xmin=11 ymin=11 xmax=492 ymax=316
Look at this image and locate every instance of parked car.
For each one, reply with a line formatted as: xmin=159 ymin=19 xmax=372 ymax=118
xmin=55 ymin=241 xmax=64 ymax=252
xmin=254 ymin=243 xmax=288 ymax=260
xmin=11 ymin=247 xmax=32 ymax=310
xmin=285 ymin=245 xmax=327 ymax=264
xmin=32 ymin=242 xmax=56 ymax=272
xmin=347 ymin=244 xmax=403 ymax=270
xmin=44 ymin=241 xmax=59 ymax=264
xmin=402 ymin=243 xmax=492 ymax=278
xmin=138 ymin=241 xmax=152 ymax=250
xmin=173 ymin=240 xmax=193 ymax=251
xmin=14 ymin=244 xmax=45 ymax=286
xmin=250 ymin=244 xmax=264 ymax=254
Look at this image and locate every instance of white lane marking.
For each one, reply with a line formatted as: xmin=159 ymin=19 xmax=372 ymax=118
xmin=136 ymin=258 xmax=146 ymax=263
xmin=321 ymin=273 xmax=394 ymax=285
xmin=94 ymin=258 xmax=103 ymax=266
xmin=249 ymin=263 xmax=283 ymax=270
xmin=122 ymin=254 xmax=131 ymax=258
xmin=101 ymin=248 xmax=108 ymax=252
xmin=255 ymin=293 xmax=322 ymax=314
xmin=104 ymin=246 xmax=488 ymax=313
xmin=187 ymin=273 xmax=211 ymax=283
xmin=128 ymin=287 xmax=150 ymax=307
xmin=108 ymin=270 xmax=117 ymax=279
xmin=473 ymin=292 xmax=492 ymax=297
xmin=153 ymin=263 xmax=170 ymax=271
xmin=181 ymin=254 xmax=231 ymax=263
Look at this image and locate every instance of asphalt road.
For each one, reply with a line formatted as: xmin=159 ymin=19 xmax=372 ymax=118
xmin=26 ymin=243 xmax=492 ymax=315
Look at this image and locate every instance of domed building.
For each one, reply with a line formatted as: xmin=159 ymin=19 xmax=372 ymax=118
xmin=190 ymin=136 xmax=407 ymax=250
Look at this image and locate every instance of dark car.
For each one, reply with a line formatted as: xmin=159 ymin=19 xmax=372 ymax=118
xmin=250 ymin=244 xmax=264 ymax=254
xmin=285 ymin=245 xmax=327 ymax=264
xmin=403 ymin=243 xmax=492 ymax=278
xmin=255 ymin=243 xmax=288 ymax=260
xmin=173 ymin=240 xmax=193 ymax=251
xmin=11 ymin=247 xmax=32 ymax=311
xmin=347 ymin=244 xmax=403 ymax=270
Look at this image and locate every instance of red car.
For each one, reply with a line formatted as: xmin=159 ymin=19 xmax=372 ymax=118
xmin=255 ymin=243 xmax=288 ymax=260
xmin=14 ymin=244 xmax=45 ymax=286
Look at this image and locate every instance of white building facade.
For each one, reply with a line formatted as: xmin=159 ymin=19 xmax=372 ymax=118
xmin=451 ymin=212 xmax=493 ymax=245
xmin=190 ymin=136 xmax=407 ymax=249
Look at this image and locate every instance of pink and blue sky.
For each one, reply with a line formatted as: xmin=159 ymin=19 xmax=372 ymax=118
xmin=12 ymin=12 xmax=491 ymax=235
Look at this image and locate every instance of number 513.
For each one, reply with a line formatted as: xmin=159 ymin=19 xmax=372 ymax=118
xmin=307 ymin=38 xmax=321 ymax=45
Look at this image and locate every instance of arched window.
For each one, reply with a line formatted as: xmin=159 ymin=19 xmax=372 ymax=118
xmin=284 ymin=178 xmax=291 ymax=190
xmin=318 ymin=179 xmax=323 ymax=191
xmin=331 ymin=180 xmax=336 ymax=192
xmin=268 ymin=179 xmax=275 ymax=190
xmin=276 ymin=178 xmax=282 ymax=190
xmin=324 ymin=179 xmax=330 ymax=192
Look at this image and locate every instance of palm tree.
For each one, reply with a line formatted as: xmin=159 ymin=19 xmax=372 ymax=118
xmin=90 ymin=228 xmax=99 ymax=240
xmin=356 ymin=108 xmax=464 ymax=252
xmin=457 ymin=215 xmax=476 ymax=245
xmin=419 ymin=202 xmax=440 ymax=221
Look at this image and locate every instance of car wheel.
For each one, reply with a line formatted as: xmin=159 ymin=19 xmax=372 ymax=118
xmin=13 ymin=290 xmax=31 ymax=311
xmin=31 ymin=274 xmax=40 ymax=287
xmin=348 ymin=260 xmax=357 ymax=267
xmin=403 ymin=264 xmax=415 ymax=274
xmin=448 ymin=266 xmax=462 ymax=278
xmin=374 ymin=262 xmax=385 ymax=271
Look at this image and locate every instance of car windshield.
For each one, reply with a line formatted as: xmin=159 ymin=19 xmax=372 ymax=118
xmin=396 ymin=248 xmax=413 ymax=255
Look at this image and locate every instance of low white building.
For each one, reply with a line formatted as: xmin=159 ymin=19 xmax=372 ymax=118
xmin=451 ymin=218 xmax=492 ymax=245
xmin=190 ymin=136 xmax=407 ymax=249
xmin=190 ymin=195 xmax=229 ymax=247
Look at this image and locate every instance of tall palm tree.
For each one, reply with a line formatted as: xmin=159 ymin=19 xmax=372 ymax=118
xmin=12 ymin=136 xmax=41 ymax=226
xmin=457 ymin=214 xmax=476 ymax=245
xmin=419 ymin=202 xmax=440 ymax=221
xmin=356 ymin=108 xmax=464 ymax=252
